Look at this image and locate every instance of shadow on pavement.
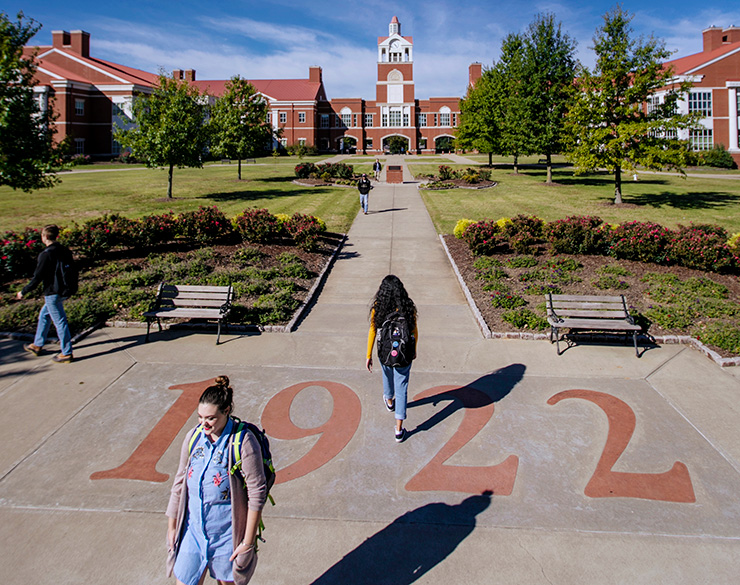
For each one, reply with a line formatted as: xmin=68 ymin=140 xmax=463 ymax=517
xmin=309 ymin=491 xmax=492 ymax=585
xmin=407 ymin=363 xmax=525 ymax=438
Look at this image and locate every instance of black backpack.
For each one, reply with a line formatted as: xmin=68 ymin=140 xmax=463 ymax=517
xmin=377 ymin=314 xmax=415 ymax=368
xmin=54 ymin=247 xmax=78 ymax=297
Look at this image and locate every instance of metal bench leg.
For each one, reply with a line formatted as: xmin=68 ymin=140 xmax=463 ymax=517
xmin=216 ymin=320 xmax=221 ymax=345
xmin=145 ymin=319 xmax=151 ymax=343
xmin=633 ymin=331 xmax=639 ymax=357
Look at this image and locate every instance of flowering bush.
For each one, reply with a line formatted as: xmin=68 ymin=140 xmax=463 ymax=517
xmin=728 ymin=232 xmax=740 ymax=254
xmin=667 ymin=224 xmax=738 ymax=273
xmin=312 ymin=162 xmax=354 ymax=179
xmin=502 ymin=214 xmax=545 ymax=255
xmin=453 ymin=219 xmax=476 ymax=239
xmin=178 ymin=206 xmax=232 ymax=245
xmin=490 ymin=290 xmax=527 ymax=309
xmin=461 ymin=220 xmax=505 ymax=256
xmin=63 ymin=215 xmax=121 ymax=258
xmin=608 ymin=221 xmax=673 ymax=264
xmin=286 ymin=213 xmax=326 ymax=251
xmin=135 ymin=212 xmax=178 ymax=248
xmin=545 ymin=215 xmax=610 ymax=255
xmin=234 ymin=208 xmax=281 ymax=243
xmin=294 ymin=162 xmax=318 ymax=178
xmin=438 ymin=165 xmax=454 ymax=180
xmin=0 ymin=228 xmax=44 ymax=281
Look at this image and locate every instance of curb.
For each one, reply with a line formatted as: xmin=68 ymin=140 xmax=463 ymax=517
xmin=440 ymin=235 xmax=739 ymax=368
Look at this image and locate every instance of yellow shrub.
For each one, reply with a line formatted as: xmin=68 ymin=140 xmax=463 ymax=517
xmin=496 ymin=217 xmax=512 ymax=229
xmin=728 ymin=232 xmax=740 ymax=252
xmin=454 ymin=218 xmax=476 ymax=239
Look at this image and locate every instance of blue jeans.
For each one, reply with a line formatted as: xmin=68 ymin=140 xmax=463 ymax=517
xmin=34 ymin=294 xmax=73 ymax=356
xmin=381 ymin=363 xmax=411 ymax=421
xmin=359 ymin=193 xmax=368 ymax=213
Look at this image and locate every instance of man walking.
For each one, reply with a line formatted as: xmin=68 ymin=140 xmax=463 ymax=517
xmin=16 ymin=225 xmax=75 ymax=363
xmin=357 ymin=173 xmax=372 ymax=215
xmin=373 ymin=158 xmax=382 ymax=181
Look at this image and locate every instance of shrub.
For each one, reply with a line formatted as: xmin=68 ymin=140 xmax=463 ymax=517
xmin=63 ymin=215 xmax=120 ymax=258
xmin=502 ymin=308 xmax=548 ymax=330
xmin=178 ymin=206 xmax=232 ymax=245
xmin=286 ymin=213 xmax=326 ymax=251
xmin=503 ymin=214 xmax=545 ymax=254
xmin=1 ymin=228 xmax=44 ymax=281
xmin=728 ymin=232 xmax=740 ymax=254
xmin=545 ymin=216 xmax=610 ymax=255
xmin=234 ymin=208 xmax=281 ymax=243
xmin=609 ymin=221 xmax=673 ymax=264
xmin=490 ymin=291 xmax=527 ymax=309
xmin=454 ymin=219 xmax=476 ymax=239
xmin=294 ymin=162 xmax=318 ymax=178
xmin=320 ymin=171 xmax=332 ymax=182
xmin=698 ymin=144 xmax=737 ymax=169
xmin=68 ymin=154 xmax=92 ymax=166
xmin=438 ymin=165 xmax=454 ymax=180
xmin=253 ymin=290 xmax=300 ymax=323
xmin=478 ymin=169 xmax=492 ymax=181
xmin=135 ymin=212 xmax=178 ymax=248
xmin=544 ymin=257 xmax=582 ymax=272
xmin=461 ymin=220 xmax=504 ymax=256
xmin=667 ymin=223 xmax=738 ymax=273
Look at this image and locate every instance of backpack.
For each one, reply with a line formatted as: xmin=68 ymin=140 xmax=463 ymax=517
xmin=377 ymin=314 xmax=415 ymax=368
xmin=54 ymin=247 xmax=78 ymax=297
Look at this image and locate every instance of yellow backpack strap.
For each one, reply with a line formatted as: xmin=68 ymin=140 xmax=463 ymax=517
xmin=188 ymin=425 xmax=203 ymax=455
xmin=229 ymin=420 xmax=246 ymax=479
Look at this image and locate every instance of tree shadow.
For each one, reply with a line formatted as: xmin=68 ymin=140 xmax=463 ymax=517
xmin=205 ymin=187 xmax=325 ymax=202
xmin=407 ymin=364 xmax=525 ymax=438
xmin=309 ymin=492 xmax=492 ymax=585
xmin=624 ymin=190 xmax=740 ymax=210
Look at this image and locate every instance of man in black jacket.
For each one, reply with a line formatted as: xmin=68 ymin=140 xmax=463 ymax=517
xmin=16 ymin=225 xmax=74 ymax=363
xmin=357 ymin=173 xmax=372 ymax=214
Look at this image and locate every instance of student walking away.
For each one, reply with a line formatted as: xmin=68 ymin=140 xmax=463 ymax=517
xmin=373 ymin=158 xmax=382 ymax=181
xmin=17 ymin=224 xmax=76 ymax=363
xmin=167 ymin=376 xmax=269 ymax=585
xmin=357 ymin=173 xmax=372 ymax=214
xmin=366 ymin=275 xmax=418 ymax=443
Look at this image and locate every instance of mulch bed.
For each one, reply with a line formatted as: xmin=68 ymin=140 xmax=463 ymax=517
xmin=442 ymin=234 xmax=740 ymax=358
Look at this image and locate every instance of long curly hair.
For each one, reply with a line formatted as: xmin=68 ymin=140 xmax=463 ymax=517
xmin=370 ymin=275 xmax=416 ymax=330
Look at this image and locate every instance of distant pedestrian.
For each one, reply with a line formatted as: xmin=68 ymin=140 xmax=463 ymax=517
xmin=16 ymin=224 xmax=74 ymax=363
xmin=167 ymin=375 xmax=267 ymax=585
xmin=357 ymin=173 xmax=372 ymax=214
xmin=373 ymin=159 xmax=382 ymax=181
xmin=366 ymin=275 xmax=418 ymax=443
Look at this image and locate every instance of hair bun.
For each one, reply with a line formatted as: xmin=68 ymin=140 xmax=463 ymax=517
xmin=215 ymin=375 xmax=230 ymax=388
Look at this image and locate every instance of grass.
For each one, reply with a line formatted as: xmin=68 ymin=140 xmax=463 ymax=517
xmin=414 ymin=165 xmax=740 ymax=235
xmin=0 ymin=157 xmax=357 ymax=234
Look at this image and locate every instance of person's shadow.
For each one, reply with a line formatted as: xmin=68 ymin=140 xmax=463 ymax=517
xmin=309 ymin=491 xmax=492 ymax=585
xmin=407 ymin=363 xmax=525 ymax=438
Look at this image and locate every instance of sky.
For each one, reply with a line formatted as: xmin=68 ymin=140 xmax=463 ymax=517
xmin=7 ymin=0 xmax=740 ymax=99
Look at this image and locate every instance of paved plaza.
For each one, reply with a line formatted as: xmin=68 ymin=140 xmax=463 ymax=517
xmin=1 ymin=156 xmax=740 ymax=584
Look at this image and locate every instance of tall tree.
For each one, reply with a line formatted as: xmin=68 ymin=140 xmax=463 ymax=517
xmin=493 ymin=33 xmax=533 ymax=173
xmin=524 ymin=13 xmax=578 ymax=184
xmin=565 ymin=6 xmax=697 ymax=204
xmin=116 ymin=74 xmax=208 ymax=199
xmin=456 ymin=69 xmax=499 ymax=166
xmin=209 ymin=76 xmax=272 ymax=180
xmin=0 ymin=12 xmax=62 ymax=191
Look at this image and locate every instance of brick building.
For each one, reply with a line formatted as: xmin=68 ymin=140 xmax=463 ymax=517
xmin=658 ymin=26 xmax=740 ymax=165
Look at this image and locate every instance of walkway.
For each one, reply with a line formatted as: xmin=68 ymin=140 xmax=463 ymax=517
xmin=1 ymin=155 xmax=740 ymax=584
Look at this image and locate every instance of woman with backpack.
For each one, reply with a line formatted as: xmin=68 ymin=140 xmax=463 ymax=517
xmin=366 ymin=275 xmax=418 ymax=443
xmin=166 ymin=376 xmax=267 ymax=585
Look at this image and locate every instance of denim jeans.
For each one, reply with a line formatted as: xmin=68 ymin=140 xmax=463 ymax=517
xmin=359 ymin=193 xmax=368 ymax=213
xmin=381 ymin=363 xmax=411 ymax=421
xmin=34 ymin=294 xmax=73 ymax=356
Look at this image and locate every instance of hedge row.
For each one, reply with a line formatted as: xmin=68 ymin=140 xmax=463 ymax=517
xmin=1 ymin=206 xmax=327 ymax=282
xmin=456 ymin=214 xmax=740 ymax=274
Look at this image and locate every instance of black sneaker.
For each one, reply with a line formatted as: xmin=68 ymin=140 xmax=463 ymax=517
xmin=395 ymin=428 xmax=406 ymax=443
xmin=384 ymin=397 xmax=395 ymax=412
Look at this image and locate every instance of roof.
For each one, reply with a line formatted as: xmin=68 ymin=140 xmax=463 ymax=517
xmin=666 ymin=40 xmax=740 ymax=75
xmin=192 ymin=78 xmax=325 ymax=101
xmin=377 ymin=36 xmax=413 ymax=44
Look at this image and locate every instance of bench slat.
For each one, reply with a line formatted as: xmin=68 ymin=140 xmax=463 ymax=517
xmin=158 ymin=299 xmax=229 ymax=308
xmin=548 ymin=309 xmax=628 ymax=319
xmin=160 ymin=285 xmax=232 ymax=293
xmin=144 ymin=308 xmax=223 ymax=319
xmin=548 ymin=317 xmax=641 ymax=331
xmin=160 ymin=291 xmax=231 ymax=300
xmin=548 ymin=294 xmax=624 ymax=302
xmin=549 ymin=302 xmax=625 ymax=311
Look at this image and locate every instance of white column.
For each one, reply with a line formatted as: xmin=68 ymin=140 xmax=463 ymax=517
xmin=729 ymin=87 xmax=739 ymax=151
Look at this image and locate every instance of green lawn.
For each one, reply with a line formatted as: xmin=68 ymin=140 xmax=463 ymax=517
xmin=414 ymin=165 xmax=740 ymax=235
xmin=0 ymin=159 xmax=357 ymax=234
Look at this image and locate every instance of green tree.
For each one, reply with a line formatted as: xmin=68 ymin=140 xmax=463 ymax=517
xmin=493 ymin=33 xmax=534 ymax=173
xmin=524 ymin=13 xmax=578 ymax=183
xmin=565 ymin=6 xmax=697 ymax=204
xmin=456 ymin=68 xmax=499 ymax=166
xmin=116 ymin=73 xmax=208 ymax=199
xmin=209 ymin=76 xmax=271 ymax=180
xmin=0 ymin=12 xmax=62 ymax=191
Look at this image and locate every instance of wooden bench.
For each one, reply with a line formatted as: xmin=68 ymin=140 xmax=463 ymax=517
xmin=144 ymin=284 xmax=234 ymax=344
xmin=545 ymin=293 xmax=642 ymax=356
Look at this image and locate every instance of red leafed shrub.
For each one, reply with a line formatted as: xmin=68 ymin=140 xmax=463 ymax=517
xmin=135 ymin=212 xmax=178 ymax=248
xmin=667 ymin=223 xmax=739 ymax=273
xmin=178 ymin=206 xmax=232 ymax=245
xmin=285 ymin=213 xmax=326 ymax=251
xmin=294 ymin=162 xmax=317 ymax=178
xmin=545 ymin=215 xmax=611 ymax=255
xmin=234 ymin=208 xmax=281 ymax=243
xmin=62 ymin=214 xmax=126 ymax=258
xmin=502 ymin=214 xmax=545 ymax=254
xmin=462 ymin=220 xmax=505 ymax=256
xmin=0 ymin=228 xmax=44 ymax=281
xmin=608 ymin=221 xmax=673 ymax=264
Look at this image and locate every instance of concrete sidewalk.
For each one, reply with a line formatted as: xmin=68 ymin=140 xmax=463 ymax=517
xmin=1 ymin=155 xmax=740 ymax=584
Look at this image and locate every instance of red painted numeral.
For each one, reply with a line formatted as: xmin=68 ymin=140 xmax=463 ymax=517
xmin=547 ymin=389 xmax=696 ymax=503
xmin=90 ymin=378 xmax=211 ymax=482
xmin=405 ymin=385 xmax=519 ymax=495
xmin=261 ymin=381 xmax=362 ymax=484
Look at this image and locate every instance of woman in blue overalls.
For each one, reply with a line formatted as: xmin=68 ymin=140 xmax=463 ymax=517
xmin=167 ymin=376 xmax=266 ymax=585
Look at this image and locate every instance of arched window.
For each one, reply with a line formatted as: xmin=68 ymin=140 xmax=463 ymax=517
xmin=439 ymin=106 xmax=451 ymax=127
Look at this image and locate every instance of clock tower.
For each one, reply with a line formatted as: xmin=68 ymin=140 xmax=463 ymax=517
xmin=376 ymin=16 xmax=415 ymax=140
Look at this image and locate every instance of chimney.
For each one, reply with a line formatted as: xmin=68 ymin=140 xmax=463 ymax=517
xmin=723 ymin=26 xmax=740 ymax=44
xmin=184 ymin=69 xmax=196 ymax=81
xmin=52 ymin=30 xmax=71 ymax=50
xmin=69 ymin=30 xmax=90 ymax=57
xmin=309 ymin=66 xmax=322 ymax=83
xmin=703 ymin=26 xmax=724 ymax=52
xmin=469 ymin=63 xmax=482 ymax=87
xmin=172 ymin=69 xmax=183 ymax=80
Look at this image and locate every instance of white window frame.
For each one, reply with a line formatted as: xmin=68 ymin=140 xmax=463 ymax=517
xmin=418 ymin=114 xmax=427 ymax=127
xmin=320 ymin=114 xmax=330 ymax=128
xmin=364 ymin=113 xmax=373 ymax=127
xmin=389 ymin=108 xmax=402 ymax=127
xmin=75 ymin=99 xmax=85 ymax=116
xmin=688 ymin=92 xmax=712 ymax=117
xmin=279 ymin=112 xmax=287 ymax=124
xmin=341 ymin=113 xmax=352 ymax=127
xmin=298 ymin=112 xmax=306 ymax=123
xmin=74 ymin=138 xmax=85 ymax=154
xmin=689 ymin=128 xmax=713 ymax=151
